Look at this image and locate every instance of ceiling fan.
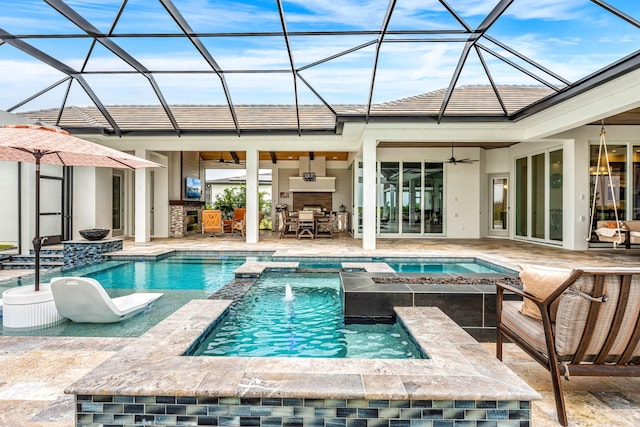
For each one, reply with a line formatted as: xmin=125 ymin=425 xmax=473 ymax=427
xmin=217 ymin=151 xmax=244 ymax=166
xmin=446 ymin=142 xmax=478 ymax=165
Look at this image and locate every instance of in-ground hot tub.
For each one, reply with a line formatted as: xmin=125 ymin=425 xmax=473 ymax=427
xmin=67 ymin=300 xmax=539 ymax=426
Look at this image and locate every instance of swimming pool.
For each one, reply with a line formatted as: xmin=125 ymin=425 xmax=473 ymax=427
xmin=188 ymin=272 xmax=424 ymax=359
xmin=0 ymin=252 xmax=513 ymax=338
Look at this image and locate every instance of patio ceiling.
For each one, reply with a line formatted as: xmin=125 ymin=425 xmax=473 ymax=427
xmin=0 ymin=0 xmax=639 ymax=137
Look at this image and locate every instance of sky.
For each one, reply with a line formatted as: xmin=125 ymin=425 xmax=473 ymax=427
xmin=0 ymin=0 xmax=638 ymax=112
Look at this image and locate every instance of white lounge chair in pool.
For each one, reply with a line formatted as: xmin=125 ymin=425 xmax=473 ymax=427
xmin=50 ymin=277 xmax=163 ymax=323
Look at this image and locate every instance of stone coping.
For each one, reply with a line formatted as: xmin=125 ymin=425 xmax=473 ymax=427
xmin=65 ymin=300 xmax=540 ymax=402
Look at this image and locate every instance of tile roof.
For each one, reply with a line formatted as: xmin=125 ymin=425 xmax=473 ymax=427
xmin=19 ymin=85 xmax=554 ymax=134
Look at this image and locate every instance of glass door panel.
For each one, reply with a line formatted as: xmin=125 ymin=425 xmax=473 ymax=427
xmin=549 ymin=150 xmax=563 ymax=241
xmin=402 ymin=162 xmax=422 ymax=234
xmin=423 ymin=163 xmax=443 ymax=234
xmin=491 ymin=177 xmax=508 ymax=232
xmin=515 ymin=157 xmax=528 ymax=237
xmin=634 ymin=146 xmax=640 ymax=220
xmin=112 ymin=172 xmax=124 ymax=236
xmin=379 ymin=162 xmax=399 ymax=234
xmin=531 ymin=153 xmax=546 ymax=239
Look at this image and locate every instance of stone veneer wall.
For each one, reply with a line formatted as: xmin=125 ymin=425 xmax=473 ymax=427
xmin=75 ymin=395 xmax=531 ymax=426
xmin=63 ymin=239 xmax=123 ymax=269
xmin=170 ymin=204 xmax=204 ymax=237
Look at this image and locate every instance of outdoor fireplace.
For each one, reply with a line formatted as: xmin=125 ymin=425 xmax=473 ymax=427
xmin=169 ymin=200 xmax=204 ymax=237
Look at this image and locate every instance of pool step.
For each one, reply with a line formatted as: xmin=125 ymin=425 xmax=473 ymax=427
xmin=1 ymin=250 xmax=64 ymax=271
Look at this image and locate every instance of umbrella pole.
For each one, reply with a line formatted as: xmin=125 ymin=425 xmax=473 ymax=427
xmin=33 ymin=153 xmax=43 ymax=292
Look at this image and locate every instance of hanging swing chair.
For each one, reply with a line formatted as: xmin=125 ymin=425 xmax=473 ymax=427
xmin=588 ymin=124 xmax=625 ymax=247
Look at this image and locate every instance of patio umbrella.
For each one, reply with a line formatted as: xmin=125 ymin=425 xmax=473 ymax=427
xmin=0 ymin=123 xmax=162 ymax=291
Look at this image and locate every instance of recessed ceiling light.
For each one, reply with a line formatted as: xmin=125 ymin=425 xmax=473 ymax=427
xmin=288 ymin=156 xmax=293 ymax=159
xmin=333 ymin=156 xmax=338 ymax=160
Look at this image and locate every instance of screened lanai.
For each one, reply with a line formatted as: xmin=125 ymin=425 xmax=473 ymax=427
xmin=0 ymin=1 xmax=639 ymax=251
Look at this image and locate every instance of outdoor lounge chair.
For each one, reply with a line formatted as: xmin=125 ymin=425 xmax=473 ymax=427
xmin=223 ymin=208 xmax=246 ymax=233
xmin=496 ymin=265 xmax=640 ymax=426
xmin=202 ymin=209 xmax=223 ymax=235
xmin=50 ymin=277 xmax=163 ymax=323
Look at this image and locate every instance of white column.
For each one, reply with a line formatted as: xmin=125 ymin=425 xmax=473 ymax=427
xmin=245 ymin=149 xmax=259 ymax=243
xmin=362 ymin=137 xmax=377 ymax=250
xmin=135 ymin=148 xmax=151 ymax=243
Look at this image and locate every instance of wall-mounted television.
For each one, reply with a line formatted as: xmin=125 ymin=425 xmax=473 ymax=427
xmin=185 ymin=176 xmax=202 ymax=199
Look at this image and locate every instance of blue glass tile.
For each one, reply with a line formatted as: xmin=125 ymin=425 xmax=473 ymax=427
xmin=240 ymin=416 xmax=261 ymax=426
xmin=294 ymin=407 xmax=315 ymax=417
xmin=219 ymin=416 xmax=241 ymax=426
xmin=442 ymin=409 xmax=464 ymax=420
xmin=497 ymin=401 xmax=519 ymax=410
xmin=92 ymin=413 xmax=114 ymax=423
xmin=486 ymin=410 xmax=508 ymax=420
xmin=135 ymin=414 xmax=156 ymax=424
xmin=156 ymin=396 xmax=176 ymax=404
xmin=199 ymin=397 xmax=220 ymax=405
xmin=476 ymin=401 xmax=497 ymax=409
xmin=315 ymin=408 xmax=336 ymax=417
xmin=167 ymin=404 xmax=187 ymax=415
xmin=326 ymin=418 xmax=347 ymax=427
xmin=283 ymin=416 xmax=304 ymax=427
xmin=454 ymin=401 xmax=474 ymax=409
xmin=229 ymin=406 xmax=252 ymax=416
xmin=400 ymin=409 xmax=421 ymax=419
xmin=241 ymin=398 xmax=261 ymax=406
xmin=209 ymin=405 xmax=230 ymax=415
xmin=263 ymin=398 xmax=283 ymax=406
xmin=358 ymin=408 xmax=378 ymax=418
xmin=177 ymin=415 xmax=199 ymax=424
xmin=221 ymin=397 xmax=242 ymax=405
xmin=179 ymin=396 xmax=198 ymax=405
xmin=135 ymin=395 xmax=155 ymax=404
xmin=304 ymin=399 xmax=325 ymax=407
xmin=377 ymin=408 xmax=400 ymax=419
xmin=409 ymin=420 xmax=432 ymax=427
xmin=389 ymin=420 xmax=410 ymax=427
xmin=103 ymin=404 xmax=124 ymax=413
xmin=80 ymin=403 xmax=102 ymax=412
xmin=187 ymin=405 xmax=208 ymax=415
xmin=146 ymin=404 xmax=166 ymax=414
xmin=113 ymin=414 xmax=135 ymax=423
xmin=421 ymin=410 xmax=444 ymax=420
xmin=251 ymin=406 xmax=272 ymax=416
xmin=508 ymin=410 xmax=530 ymax=420
xmin=368 ymin=418 xmax=390 ymax=427
xmin=462 ymin=409 xmax=486 ymax=420
xmin=114 ymin=395 xmax=134 ymax=403
xmin=347 ymin=419 xmax=367 ymax=427
xmin=284 ymin=398 xmax=304 ymax=407
xmin=92 ymin=395 xmax=113 ymax=403
xmin=369 ymin=400 xmax=390 ymax=408
xmin=390 ymin=401 xmax=410 ymax=409
xmin=263 ymin=417 xmax=284 ymax=427
xmin=337 ymin=408 xmax=357 ymax=418
xmin=325 ymin=400 xmax=347 ymax=408
xmin=198 ymin=415 xmax=219 ymax=426
xmin=303 ymin=417 xmax=325 ymax=427
xmin=411 ymin=401 xmax=432 ymax=409
xmin=156 ymin=415 xmax=178 ymax=424
xmin=432 ymin=401 xmax=454 ymax=409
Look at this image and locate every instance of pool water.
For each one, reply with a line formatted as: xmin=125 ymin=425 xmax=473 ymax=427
xmin=189 ymin=273 xmax=425 ymax=359
xmin=0 ymin=255 xmax=259 ymax=337
xmin=386 ymin=261 xmax=500 ymax=274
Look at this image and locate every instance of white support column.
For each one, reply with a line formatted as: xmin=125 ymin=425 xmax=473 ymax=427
xmin=134 ymin=148 xmax=151 ymax=243
xmin=362 ymin=137 xmax=377 ymax=250
xmin=245 ymin=149 xmax=259 ymax=243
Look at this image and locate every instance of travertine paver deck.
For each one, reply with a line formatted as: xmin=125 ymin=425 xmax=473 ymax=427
xmin=2 ymin=234 xmax=640 ymax=425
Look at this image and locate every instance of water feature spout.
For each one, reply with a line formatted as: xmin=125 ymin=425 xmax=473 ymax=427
xmin=283 ymin=283 xmax=295 ymax=302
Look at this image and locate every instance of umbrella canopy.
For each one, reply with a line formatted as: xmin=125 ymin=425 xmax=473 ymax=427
xmin=0 ymin=123 xmax=162 ymax=291
xmin=0 ymin=124 xmax=160 ymax=168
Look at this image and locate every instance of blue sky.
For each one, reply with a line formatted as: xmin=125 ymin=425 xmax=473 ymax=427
xmin=0 ymin=0 xmax=638 ymax=112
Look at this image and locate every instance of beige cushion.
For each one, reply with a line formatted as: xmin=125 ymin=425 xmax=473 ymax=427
xmin=519 ymin=264 xmax=573 ymax=321
xmin=555 ymin=273 xmax=640 ymax=359
xmin=624 ymin=221 xmax=640 ymax=232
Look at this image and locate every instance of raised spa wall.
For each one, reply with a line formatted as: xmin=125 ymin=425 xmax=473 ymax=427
xmin=67 ymin=301 xmax=539 ymax=426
